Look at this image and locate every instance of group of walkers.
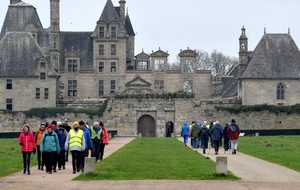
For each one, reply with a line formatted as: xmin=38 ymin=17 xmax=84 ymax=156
xmin=18 ymin=119 xmax=109 ymax=175
xmin=181 ymin=119 xmax=240 ymax=155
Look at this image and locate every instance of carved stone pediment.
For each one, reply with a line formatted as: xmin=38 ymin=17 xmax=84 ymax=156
xmin=125 ymin=75 xmax=151 ymax=87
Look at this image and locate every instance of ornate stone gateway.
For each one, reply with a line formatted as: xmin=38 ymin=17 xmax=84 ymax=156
xmin=137 ymin=115 xmax=156 ymax=137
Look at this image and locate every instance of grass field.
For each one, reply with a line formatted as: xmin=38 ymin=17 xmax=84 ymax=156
xmin=76 ymin=138 xmax=238 ymax=180
xmin=239 ymin=135 xmax=300 ymax=172
xmin=0 ymin=138 xmax=37 ymax=177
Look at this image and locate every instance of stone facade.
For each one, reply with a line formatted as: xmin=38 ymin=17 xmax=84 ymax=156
xmin=1 ymin=99 xmax=300 ymax=136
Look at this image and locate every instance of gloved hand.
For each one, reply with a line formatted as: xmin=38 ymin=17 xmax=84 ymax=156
xmin=19 ymin=142 xmax=23 ymax=146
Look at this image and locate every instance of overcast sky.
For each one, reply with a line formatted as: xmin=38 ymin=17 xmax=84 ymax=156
xmin=1 ymin=0 xmax=300 ymax=63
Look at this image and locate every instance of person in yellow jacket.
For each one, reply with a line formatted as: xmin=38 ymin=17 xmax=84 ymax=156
xmin=65 ymin=121 xmax=85 ymax=174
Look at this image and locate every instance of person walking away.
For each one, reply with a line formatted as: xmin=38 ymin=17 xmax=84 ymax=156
xmin=91 ymin=122 xmax=102 ymax=162
xmin=209 ymin=121 xmax=222 ymax=155
xmin=198 ymin=123 xmax=209 ymax=154
xmin=18 ymin=124 xmax=36 ymax=175
xmin=222 ymin=123 xmax=230 ymax=151
xmin=35 ymin=122 xmax=46 ymax=170
xmin=227 ymin=119 xmax=240 ymax=154
xmin=180 ymin=122 xmax=190 ymax=146
xmin=58 ymin=127 xmax=67 ymax=170
xmin=78 ymin=120 xmax=93 ymax=171
xmin=65 ymin=121 xmax=85 ymax=174
xmin=40 ymin=124 xmax=60 ymax=174
xmin=62 ymin=119 xmax=71 ymax=162
xmin=190 ymin=122 xmax=200 ymax=149
xmin=99 ymin=122 xmax=109 ymax=161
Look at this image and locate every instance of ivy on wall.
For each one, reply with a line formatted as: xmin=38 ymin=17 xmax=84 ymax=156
xmin=215 ymin=104 xmax=300 ymax=115
xmin=2 ymin=100 xmax=108 ymax=119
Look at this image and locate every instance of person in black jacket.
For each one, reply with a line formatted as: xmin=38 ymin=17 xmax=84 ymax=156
xmin=209 ymin=121 xmax=223 ymax=155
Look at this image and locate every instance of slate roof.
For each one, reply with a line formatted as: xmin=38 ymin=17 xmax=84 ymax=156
xmin=221 ymin=64 xmax=239 ymax=98
xmin=0 ymin=2 xmax=44 ymax=39
xmin=240 ymin=33 xmax=300 ymax=79
xmin=59 ymin=32 xmax=94 ymax=71
xmin=0 ymin=32 xmax=46 ymax=78
xmin=125 ymin=14 xmax=135 ymax=36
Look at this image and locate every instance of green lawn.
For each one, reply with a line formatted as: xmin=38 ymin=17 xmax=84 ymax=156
xmin=0 ymin=138 xmax=37 ymax=177
xmin=76 ymin=138 xmax=238 ymax=180
xmin=239 ymin=136 xmax=300 ymax=172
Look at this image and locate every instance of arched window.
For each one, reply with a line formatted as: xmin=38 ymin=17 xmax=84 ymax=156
xmin=277 ymin=83 xmax=285 ymax=100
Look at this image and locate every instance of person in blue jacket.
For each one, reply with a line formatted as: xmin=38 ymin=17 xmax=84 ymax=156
xmin=58 ymin=127 xmax=67 ymax=170
xmin=181 ymin=122 xmax=190 ymax=146
xmin=79 ymin=120 xmax=93 ymax=171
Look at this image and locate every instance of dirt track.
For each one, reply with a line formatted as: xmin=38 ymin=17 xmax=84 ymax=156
xmin=1 ymin=137 xmax=300 ymax=190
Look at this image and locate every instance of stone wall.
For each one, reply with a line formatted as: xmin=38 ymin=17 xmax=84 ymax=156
xmin=1 ymin=98 xmax=300 ymax=135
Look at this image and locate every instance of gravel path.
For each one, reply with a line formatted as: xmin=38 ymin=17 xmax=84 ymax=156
xmin=1 ymin=137 xmax=300 ymax=190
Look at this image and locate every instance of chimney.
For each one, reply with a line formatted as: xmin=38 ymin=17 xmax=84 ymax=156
xmin=119 ymin=0 xmax=126 ymax=27
xmin=10 ymin=0 xmax=21 ymax=4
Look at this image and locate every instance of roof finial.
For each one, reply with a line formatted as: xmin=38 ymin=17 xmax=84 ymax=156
xmin=264 ymin=27 xmax=266 ymax=34
xmin=126 ymin=7 xmax=129 ymax=15
xmin=288 ymin=28 xmax=290 ymax=34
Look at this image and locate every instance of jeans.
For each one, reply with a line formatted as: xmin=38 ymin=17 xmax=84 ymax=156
xmin=192 ymin=137 xmax=199 ymax=148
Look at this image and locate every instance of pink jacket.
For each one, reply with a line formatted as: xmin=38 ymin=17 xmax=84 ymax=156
xmin=18 ymin=131 xmax=36 ymax=152
xmin=100 ymin=128 xmax=109 ymax=144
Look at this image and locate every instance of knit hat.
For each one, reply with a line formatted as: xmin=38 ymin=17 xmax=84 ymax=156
xmin=73 ymin=121 xmax=79 ymax=127
xmin=232 ymin=119 xmax=236 ymax=123
xmin=99 ymin=121 xmax=104 ymax=127
xmin=47 ymin=124 xmax=54 ymax=130
xmin=51 ymin=120 xmax=57 ymax=126
xmin=79 ymin=120 xmax=85 ymax=125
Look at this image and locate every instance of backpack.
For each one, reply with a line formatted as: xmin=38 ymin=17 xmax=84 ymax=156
xmin=230 ymin=125 xmax=237 ymax=132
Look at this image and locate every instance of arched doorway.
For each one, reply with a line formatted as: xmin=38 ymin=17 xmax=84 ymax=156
xmin=137 ymin=115 xmax=156 ymax=137
xmin=165 ymin=121 xmax=174 ymax=137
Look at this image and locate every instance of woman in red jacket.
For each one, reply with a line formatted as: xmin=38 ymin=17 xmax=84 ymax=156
xmin=99 ymin=122 xmax=109 ymax=161
xmin=18 ymin=124 xmax=36 ymax=175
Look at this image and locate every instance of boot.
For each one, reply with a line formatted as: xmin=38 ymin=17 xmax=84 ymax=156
xmin=23 ymin=169 xmax=26 ymax=174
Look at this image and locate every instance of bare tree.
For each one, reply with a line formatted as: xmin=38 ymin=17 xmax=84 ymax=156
xmin=196 ymin=50 xmax=210 ymax=70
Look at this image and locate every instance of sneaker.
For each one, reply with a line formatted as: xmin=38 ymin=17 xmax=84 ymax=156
xmin=53 ymin=170 xmax=57 ymax=173
xmin=23 ymin=169 xmax=26 ymax=174
xmin=41 ymin=167 xmax=44 ymax=171
xmin=49 ymin=171 xmax=52 ymax=174
xmin=73 ymin=171 xmax=76 ymax=174
xmin=63 ymin=166 xmax=66 ymax=170
xmin=27 ymin=171 xmax=30 ymax=175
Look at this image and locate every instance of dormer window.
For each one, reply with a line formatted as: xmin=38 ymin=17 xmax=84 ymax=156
xmin=67 ymin=59 xmax=77 ymax=73
xmin=40 ymin=62 xmax=46 ymax=68
xmin=111 ymin=26 xmax=117 ymax=38
xmin=154 ymin=60 xmax=164 ymax=72
xmin=99 ymin=26 xmax=105 ymax=38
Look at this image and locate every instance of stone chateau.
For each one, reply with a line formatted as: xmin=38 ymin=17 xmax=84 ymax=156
xmin=1 ymin=0 xmax=300 ymax=136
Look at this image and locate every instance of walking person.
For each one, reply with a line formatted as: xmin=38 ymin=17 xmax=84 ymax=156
xmin=51 ymin=120 xmax=62 ymax=172
xmin=18 ymin=124 xmax=36 ymax=175
xmin=180 ymin=122 xmax=190 ymax=146
xmin=99 ymin=122 xmax=109 ymax=161
xmin=65 ymin=121 xmax=85 ymax=174
xmin=198 ymin=123 xmax=209 ymax=154
xmin=222 ymin=123 xmax=230 ymax=151
xmin=209 ymin=121 xmax=223 ymax=155
xmin=190 ymin=121 xmax=200 ymax=149
xmin=40 ymin=124 xmax=60 ymax=174
xmin=35 ymin=122 xmax=46 ymax=170
xmin=62 ymin=119 xmax=71 ymax=162
xmin=78 ymin=120 xmax=93 ymax=171
xmin=227 ymin=119 xmax=240 ymax=155
xmin=91 ymin=121 xmax=102 ymax=162
xmin=58 ymin=127 xmax=67 ymax=170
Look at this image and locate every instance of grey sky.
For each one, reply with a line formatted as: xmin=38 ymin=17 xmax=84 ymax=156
xmin=1 ymin=0 xmax=300 ymax=63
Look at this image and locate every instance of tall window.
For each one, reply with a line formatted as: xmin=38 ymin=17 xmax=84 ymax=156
xmin=111 ymin=44 xmax=116 ymax=55
xmin=68 ymin=80 xmax=77 ymax=97
xmin=6 ymin=99 xmax=12 ymax=110
xmin=111 ymin=62 xmax=116 ymax=72
xmin=155 ymin=80 xmax=164 ymax=91
xmin=6 ymin=79 xmax=12 ymax=89
xmin=68 ymin=59 xmax=77 ymax=73
xmin=277 ymin=83 xmax=285 ymax=100
xmin=137 ymin=61 xmax=148 ymax=70
xmin=99 ymin=80 xmax=104 ymax=97
xmin=99 ymin=26 xmax=105 ymax=38
xmin=110 ymin=80 xmax=116 ymax=94
xmin=99 ymin=44 xmax=104 ymax=55
xmin=99 ymin=62 xmax=104 ymax=72
xmin=44 ymin=88 xmax=49 ymax=99
xmin=184 ymin=60 xmax=193 ymax=73
xmin=36 ymin=88 xmax=40 ymax=99
xmin=40 ymin=73 xmax=46 ymax=80
xmin=111 ymin=26 xmax=117 ymax=38
xmin=154 ymin=60 xmax=164 ymax=72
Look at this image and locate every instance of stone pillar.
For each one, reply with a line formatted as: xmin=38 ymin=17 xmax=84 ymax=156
xmin=216 ymin=156 xmax=227 ymax=175
xmin=84 ymin=157 xmax=96 ymax=174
